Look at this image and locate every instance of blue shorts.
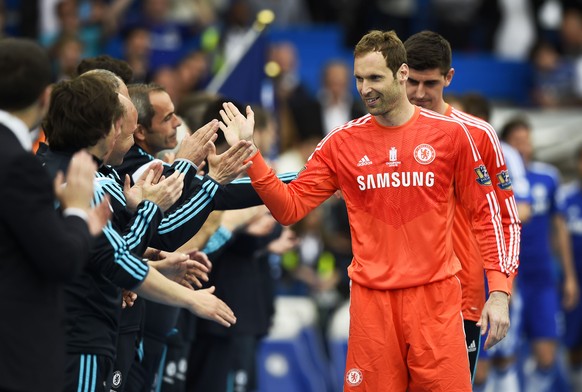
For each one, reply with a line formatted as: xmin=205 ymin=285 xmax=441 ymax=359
xmin=519 ymin=279 xmax=561 ymax=341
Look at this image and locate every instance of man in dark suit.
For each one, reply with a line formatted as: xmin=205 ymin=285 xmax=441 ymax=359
xmin=0 ymin=38 xmax=106 ymax=392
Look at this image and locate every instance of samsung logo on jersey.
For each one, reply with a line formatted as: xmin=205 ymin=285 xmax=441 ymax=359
xmin=357 ymin=172 xmax=435 ymax=190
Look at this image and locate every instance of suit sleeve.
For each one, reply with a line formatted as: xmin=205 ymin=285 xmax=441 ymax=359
xmin=246 ymin=150 xmax=338 ymax=226
xmin=0 ymin=154 xmax=92 ymax=281
xmin=452 ymin=125 xmax=509 ymax=295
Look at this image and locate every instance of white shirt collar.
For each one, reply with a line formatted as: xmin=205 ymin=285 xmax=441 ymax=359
xmin=0 ymin=109 xmax=32 ymax=151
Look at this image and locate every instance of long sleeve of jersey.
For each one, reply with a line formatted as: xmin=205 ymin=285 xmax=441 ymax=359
xmin=247 ymin=110 xmax=508 ymax=293
xmin=451 ymin=109 xmax=521 ymax=278
xmin=447 ymin=118 xmax=509 ymax=295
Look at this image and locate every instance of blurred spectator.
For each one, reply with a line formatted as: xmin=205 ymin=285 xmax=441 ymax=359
xmin=432 ymin=0 xmax=501 ymax=52
xmin=530 ymin=38 xmax=582 ymax=107
xmin=118 ymin=0 xmax=201 ymax=73
xmin=557 ymin=144 xmax=582 ymax=392
xmin=494 ymin=0 xmax=536 ymax=60
xmin=176 ymin=91 xmax=220 ymax=133
xmin=501 ymin=115 xmax=578 ymax=392
xmin=252 ymin=105 xmax=278 ymax=160
xmin=49 ymin=33 xmax=84 ymax=80
xmin=150 ymin=66 xmax=181 ymax=105
xmin=317 ymin=60 xmax=366 ymax=135
xmin=218 ymin=0 xmax=255 ymax=68
xmin=278 ymin=202 xmax=345 ymax=357
xmin=321 ymin=196 xmax=352 ymax=301
xmin=268 ymin=41 xmax=322 ymax=152
xmin=40 ymin=0 xmax=103 ymax=58
xmin=175 ymin=50 xmax=211 ymax=98
xmin=560 ymin=5 xmax=582 ymax=56
xmin=121 ymin=26 xmax=151 ymax=83
xmin=560 ymin=5 xmax=582 ymax=98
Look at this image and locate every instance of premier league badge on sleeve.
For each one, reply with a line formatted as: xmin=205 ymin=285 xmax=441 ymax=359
xmin=474 ymin=165 xmax=492 ymax=186
xmin=496 ymin=170 xmax=513 ymax=190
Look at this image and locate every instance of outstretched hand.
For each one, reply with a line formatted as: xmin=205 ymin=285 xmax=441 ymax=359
xmin=184 ymin=250 xmax=212 ymax=288
xmin=175 ymin=119 xmax=219 ymax=167
xmin=188 ymin=286 xmax=237 ymax=327
xmin=218 ymin=102 xmax=256 ymax=147
xmin=207 ymin=140 xmax=254 ymax=184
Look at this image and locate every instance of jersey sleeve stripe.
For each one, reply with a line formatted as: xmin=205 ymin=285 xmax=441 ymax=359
xmin=102 ymin=224 xmax=149 ymax=279
xmin=505 ymin=195 xmax=521 ymax=273
xmin=124 ymin=201 xmax=158 ymax=249
xmin=486 ymin=191 xmax=507 ymax=272
xmin=157 ymin=191 xmax=211 ymax=231
xmin=451 ymin=109 xmax=505 ymax=168
xmin=157 ymin=198 xmax=212 ymax=234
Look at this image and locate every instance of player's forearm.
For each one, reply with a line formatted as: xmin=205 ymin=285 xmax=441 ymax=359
xmin=135 ymin=267 xmax=194 ymax=309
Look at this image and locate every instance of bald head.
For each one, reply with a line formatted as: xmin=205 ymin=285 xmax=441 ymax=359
xmin=105 ymin=94 xmax=137 ymax=165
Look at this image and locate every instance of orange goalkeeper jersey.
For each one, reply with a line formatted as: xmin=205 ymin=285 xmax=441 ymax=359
xmin=247 ymin=106 xmax=509 ymax=294
xmin=448 ymin=106 xmax=520 ymax=322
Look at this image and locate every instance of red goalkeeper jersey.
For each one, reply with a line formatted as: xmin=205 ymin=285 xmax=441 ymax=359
xmin=247 ymin=106 xmax=509 ymax=294
xmin=448 ymin=105 xmax=520 ymax=322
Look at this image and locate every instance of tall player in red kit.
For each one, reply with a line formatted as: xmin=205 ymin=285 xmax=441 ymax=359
xmin=404 ymin=30 xmax=521 ymax=382
xmin=219 ymin=30 xmax=510 ymax=391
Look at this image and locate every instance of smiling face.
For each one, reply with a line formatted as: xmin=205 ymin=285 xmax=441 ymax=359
xmin=142 ymin=90 xmax=182 ymax=155
xmin=406 ymin=67 xmax=454 ymax=114
xmin=354 ymin=51 xmax=404 ymax=118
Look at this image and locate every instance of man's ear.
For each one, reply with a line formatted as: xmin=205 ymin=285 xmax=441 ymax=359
xmin=444 ymin=68 xmax=455 ymax=88
xmin=399 ymin=63 xmax=409 ymax=82
xmin=134 ymin=124 xmax=147 ymax=142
